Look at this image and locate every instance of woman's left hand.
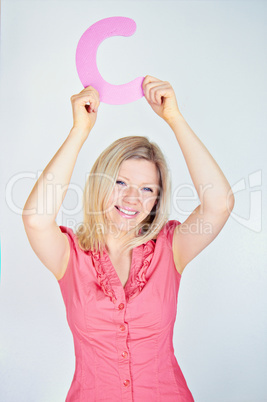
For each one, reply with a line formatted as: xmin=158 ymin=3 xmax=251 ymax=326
xmin=142 ymin=75 xmax=181 ymax=124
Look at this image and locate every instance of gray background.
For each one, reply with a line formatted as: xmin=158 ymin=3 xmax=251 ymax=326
xmin=0 ymin=1 xmax=266 ymax=401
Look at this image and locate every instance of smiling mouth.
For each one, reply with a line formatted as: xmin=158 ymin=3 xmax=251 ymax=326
xmin=115 ymin=206 xmax=139 ymax=216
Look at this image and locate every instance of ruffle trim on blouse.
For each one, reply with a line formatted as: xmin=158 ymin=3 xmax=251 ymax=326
xmin=90 ymin=250 xmax=118 ymax=304
xmin=125 ymin=239 xmax=156 ymax=302
xmin=89 ymin=239 xmax=156 ymax=304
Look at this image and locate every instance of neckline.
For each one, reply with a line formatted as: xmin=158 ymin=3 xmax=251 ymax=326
xmin=102 ymin=246 xmax=139 ymax=290
xmin=91 ymin=239 xmax=156 ymax=303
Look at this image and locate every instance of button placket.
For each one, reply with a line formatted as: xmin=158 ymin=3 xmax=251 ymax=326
xmin=115 ymin=298 xmax=132 ymax=399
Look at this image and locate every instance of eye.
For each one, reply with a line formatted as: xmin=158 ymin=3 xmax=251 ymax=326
xmin=142 ymin=187 xmax=153 ymax=192
xmin=116 ymin=180 xmax=126 ymax=186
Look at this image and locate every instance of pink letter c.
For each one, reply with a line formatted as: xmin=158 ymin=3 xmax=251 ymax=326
xmin=76 ymin=17 xmax=144 ymax=105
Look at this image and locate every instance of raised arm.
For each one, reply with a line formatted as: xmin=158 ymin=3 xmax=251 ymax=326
xmin=22 ymin=86 xmax=100 ymax=280
xmin=142 ymin=75 xmax=235 ymax=275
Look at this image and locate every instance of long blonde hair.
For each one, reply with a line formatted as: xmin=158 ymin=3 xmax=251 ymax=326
xmin=76 ymin=136 xmax=171 ymax=253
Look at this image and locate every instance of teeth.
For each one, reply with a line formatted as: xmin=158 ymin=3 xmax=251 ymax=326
xmin=118 ymin=207 xmax=138 ymax=216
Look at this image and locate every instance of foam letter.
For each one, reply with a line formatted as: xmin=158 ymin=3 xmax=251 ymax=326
xmin=76 ymin=17 xmax=144 ymax=105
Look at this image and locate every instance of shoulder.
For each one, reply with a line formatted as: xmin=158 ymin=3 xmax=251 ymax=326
xmin=60 ymin=225 xmax=76 ymax=238
xmin=58 ymin=226 xmax=84 ymax=283
xmin=59 ymin=225 xmax=81 ymax=250
xmin=157 ymin=220 xmax=181 ymax=241
xmin=155 ymin=220 xmax=182 ymax=275
xmin=151 ymin=220 xmax=181 ymax=249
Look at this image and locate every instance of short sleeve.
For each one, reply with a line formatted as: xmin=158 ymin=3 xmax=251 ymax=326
xmin=58 ymin=225 xmax=78 ymax=285
xmin=159 ymin=220 xmax=181 ymax=250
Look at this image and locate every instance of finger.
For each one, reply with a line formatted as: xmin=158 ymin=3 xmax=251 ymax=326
xmin=77 ymin=93 xmax=100 ymax=111
xmin=145 ymin=83 xmax=168 ymax=104
xmin=82 ymin=86 xmax=100 ymax=98
xmin=154 ymin=83 xmax=174 ymax=103
xmin=82 ymin=88 xmax=99 ymax=100
xmin=153 ymin=84 xmax=172 ymax=104
xmin=82 ymin=95 xmax=97 ymax=110
xmin=149 ymin=84 xmax=164 ymax=104
xmin=72 ymin=85 xmax=99 ymax=100
xmin=79 ymin=86 xmax=100 ymax=106
xmin=154 ymin=89 xmax=163 ymax=105
xmin=85 ymin=103 xmax=99 ymax=114
xmin=143 ymin=81 xmax=160 ymax=102
xmin=85 ymin=104 xmax=92 ymax=113
xmin=88 ymin=90 xmax=100 ymax=110
xmin=143 ymin=75 xmax=161 ymax=87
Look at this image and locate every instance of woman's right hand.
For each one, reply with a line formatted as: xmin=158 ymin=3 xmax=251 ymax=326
xmin=70 ymin=86 xmax=100 ymax=135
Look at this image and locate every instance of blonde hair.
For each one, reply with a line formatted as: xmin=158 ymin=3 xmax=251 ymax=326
xmin=76 ymin=136 xmax=170 ymax=253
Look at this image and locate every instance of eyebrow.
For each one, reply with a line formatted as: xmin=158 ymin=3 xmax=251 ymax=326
xmin=117 ymin=175 xmax=158 ymax=186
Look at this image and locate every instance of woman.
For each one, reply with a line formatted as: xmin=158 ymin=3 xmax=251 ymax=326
xmin=22 ymin=76 xmax=234 ymax=401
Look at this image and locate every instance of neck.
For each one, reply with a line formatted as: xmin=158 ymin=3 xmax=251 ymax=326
xmin=105 ymin=226 xmax=135 ymax=256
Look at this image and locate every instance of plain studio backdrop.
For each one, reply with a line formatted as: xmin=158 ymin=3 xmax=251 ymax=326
xmin=0 ymin=1 xmax=266 ymax=401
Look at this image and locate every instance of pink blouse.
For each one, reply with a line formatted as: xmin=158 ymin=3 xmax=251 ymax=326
xmin=58 ymin=220 xmax=194 ymax=401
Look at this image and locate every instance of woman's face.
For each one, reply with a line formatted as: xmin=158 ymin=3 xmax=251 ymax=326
xmin=105 ymin=159 xmax=160 ymax=235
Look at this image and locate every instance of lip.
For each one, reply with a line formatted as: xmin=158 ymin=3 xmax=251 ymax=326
xmin=116 ymin=205 xmax=138 ymax=212
xmin=115 ymin=205 xmax=140 ymax=219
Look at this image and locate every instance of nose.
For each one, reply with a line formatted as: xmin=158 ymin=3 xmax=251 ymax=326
xmin=123 ymin=185 xmax=140 ymax=204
